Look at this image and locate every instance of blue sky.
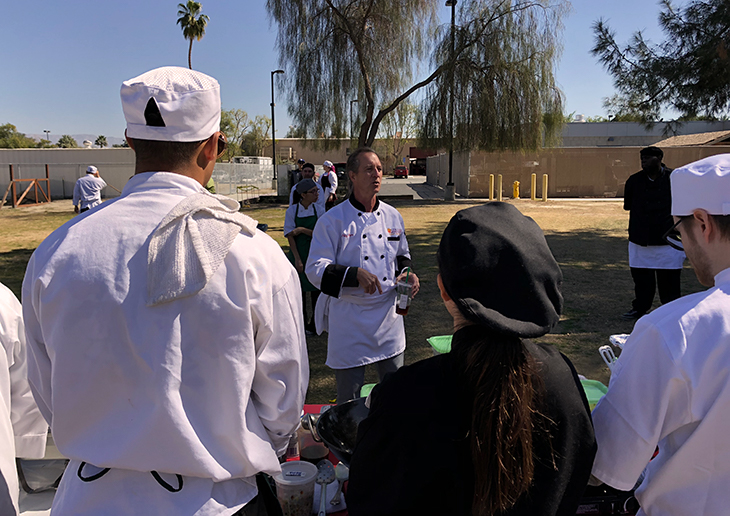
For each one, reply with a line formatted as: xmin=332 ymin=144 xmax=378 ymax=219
xmin=0 ymin=1 xmax=679 ymax=140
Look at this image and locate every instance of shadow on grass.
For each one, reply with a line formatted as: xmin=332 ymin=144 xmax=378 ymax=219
xmin=0 ymin=248 xmax=34 ymax=300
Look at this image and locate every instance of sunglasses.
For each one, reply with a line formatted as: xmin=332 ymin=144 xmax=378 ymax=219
xmin=662 ymin=218 xmax=684 ymax=251
xmin=217 ymin=133 xmax=228 ymax=157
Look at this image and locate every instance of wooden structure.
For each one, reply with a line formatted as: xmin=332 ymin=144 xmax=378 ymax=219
xmin=1 ymin=164 xmax=51 ymax=208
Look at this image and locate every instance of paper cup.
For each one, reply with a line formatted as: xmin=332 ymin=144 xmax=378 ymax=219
xmin=273 ymin=461 xmax=318 ymax=516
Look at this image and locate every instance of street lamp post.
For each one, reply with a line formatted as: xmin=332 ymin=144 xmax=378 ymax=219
xmin=270 ymin=69 xmax=285 ymax=189
xmin=444 ymin=0 xmax=457 ymax=201
xmin=349 ymin=99 xmax=359 ymax=152
xmin=43 ymin=130 xmax=50 ymax=145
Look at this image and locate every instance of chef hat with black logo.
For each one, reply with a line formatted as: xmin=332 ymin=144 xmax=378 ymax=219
xmin=120 ymin=66 xmax=221 ymax=142
xmin=437 ymin=202 xmax=563 ymax=338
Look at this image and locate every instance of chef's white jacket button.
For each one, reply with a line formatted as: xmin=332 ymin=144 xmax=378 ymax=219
xmin=364 ymin=256 xmax=369 ymax=260
xmin=383 ymin=277 xmax=387 ymax=281
xmin=378 ymin=234 xmax=382 ymax=238
xmin=363 ymin=234 xmax=367 ymax=239
xmin=380 ymin=255 xmax=384 ymax=259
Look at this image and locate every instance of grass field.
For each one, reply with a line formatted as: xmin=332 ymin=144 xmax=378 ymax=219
xmin=0 ymin=197 xmax=706 ymax=402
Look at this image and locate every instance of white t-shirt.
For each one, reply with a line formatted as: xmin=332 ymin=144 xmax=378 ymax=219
xmin=72 ymin=174 xmax=107 ymax=210
xmin=592 ymin=267 xmax=730 ymax=515
xmin=23 ymin=172 xmax=308 ymax=515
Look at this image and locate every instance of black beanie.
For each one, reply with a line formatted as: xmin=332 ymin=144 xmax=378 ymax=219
xmin=437 ymin=202 xmax=563 ymax=338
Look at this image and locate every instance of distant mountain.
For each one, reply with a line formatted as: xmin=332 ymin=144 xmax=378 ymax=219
xmin=27 ymin=133 xmax=125 ymax=147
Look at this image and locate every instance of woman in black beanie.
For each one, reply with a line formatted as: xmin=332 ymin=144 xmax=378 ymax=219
xmin=347 ymin=202 xmax=596 ymax=516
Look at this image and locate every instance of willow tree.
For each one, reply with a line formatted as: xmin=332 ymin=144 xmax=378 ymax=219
xmin=177 ymin=1 xmax=209 ymax=70
xmin=267 ymin=0 xmax=567 ymax=150
xmin=592 ymin=0 xmax=730 ymax=123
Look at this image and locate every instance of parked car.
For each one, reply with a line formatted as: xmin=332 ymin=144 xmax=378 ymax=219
xmin=394 ymin=165 xmax=409 ymax=179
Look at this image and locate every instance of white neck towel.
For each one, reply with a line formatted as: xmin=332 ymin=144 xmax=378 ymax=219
xmin=147 ymin=192 xmax=258 ymax=306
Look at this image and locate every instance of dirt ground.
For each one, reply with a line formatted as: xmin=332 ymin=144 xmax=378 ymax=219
xmin=0 ymin=197 xmax=705 ymax=402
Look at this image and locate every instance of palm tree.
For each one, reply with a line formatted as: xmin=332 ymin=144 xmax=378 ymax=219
xmin=176 ymin=1 xmax=209 ymax=70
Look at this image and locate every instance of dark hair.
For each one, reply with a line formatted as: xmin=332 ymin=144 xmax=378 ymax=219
xmin=681 ymin=214 xmax=730 ymax=241
xmin=128 ymin=137 xmax=205 ymax=169
xmin=640 ymin=146 xmax=664 ymax=159
xmin=346 ymin=147 xmax=378 ymax=175
xmin=450 ymin=326 xmax=541 ymax=515
xmin=303 ymin=162 xmax=315 ymax=171
xmin=712 ymin=214 xmax=730 ymax=240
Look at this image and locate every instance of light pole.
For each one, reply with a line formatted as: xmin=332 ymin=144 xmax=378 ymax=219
xmin=43 ymin=130 xmax=50 ymax=145
xmin=349 ymin=99 xmax=358 ymax=152
xmin=444 ymin=0 xmax=457 ymax=201
xmin=270 ymin=69 xmax=285 ymax=188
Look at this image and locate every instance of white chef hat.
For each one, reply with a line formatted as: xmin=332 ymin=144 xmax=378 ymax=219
xmin=86 ymin=165 xmax=98 ymax=174
xmin=121 ymin=66 xmax=221 ymax=142
xmin=671 ymin=154 xmax=730 ymax=216
xmin=323 ymin=160 xmax=333 ymax=169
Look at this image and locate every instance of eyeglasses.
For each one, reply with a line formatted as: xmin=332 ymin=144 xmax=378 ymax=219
xmin=303 ymin=188 xmax=318 ymax=196
xmin=217 ymin=133 xmax=228 ymax=158
xmin=662 ymin=218 xmax=684 ymax=251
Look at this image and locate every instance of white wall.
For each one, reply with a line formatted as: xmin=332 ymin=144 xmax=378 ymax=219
xmin=0 ymin=148 xmax=134 ymax=201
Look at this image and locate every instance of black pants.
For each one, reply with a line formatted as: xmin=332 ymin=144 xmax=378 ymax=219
xmin=630 ymin=267 xmax=682 ymax=313
xmin=302 ymin=290 xmax=320 ymax=332
xmin=233 ymin=474 xmax=283 ymax=516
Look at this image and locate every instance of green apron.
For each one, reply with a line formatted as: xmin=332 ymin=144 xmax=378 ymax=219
xmin=288 ymin=203 xmax=319 ymax=292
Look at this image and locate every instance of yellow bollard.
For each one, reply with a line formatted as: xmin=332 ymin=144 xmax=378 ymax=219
xmin=513 ymin=181 xmax=520 ymax=199
xmin=497 ymin=174 xmax=503 ymax=202
xmin=489 ymin=174 xmax=495 ymax=201
xmin=542 ymin=174 xmax=548 ymax=202
xmin=531 ymin=173 xmax=537 ymax=201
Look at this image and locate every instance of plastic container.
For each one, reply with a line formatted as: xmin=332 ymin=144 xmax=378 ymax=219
xmin=360 ymin=383 xmax=376 ymax=398
xmin=427 ymin=335 xmax=453 ymax=355
xmin=395 ymin=280 xmax=413 ymax=315
xmin=273 ymin=461 xmax=318 ymax=516
xmin=581 ymin=379 xmax=608 ymax=411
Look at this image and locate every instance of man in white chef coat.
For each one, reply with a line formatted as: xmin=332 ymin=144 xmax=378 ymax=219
xmin=22 ymin=66 xmax=308 ymax=516
xmin=0 ymin=282 xmax=47 ymax=515
xmin=591 ymin=154 xmax=730 ymax=515
xmin=72 ymin=165 xmax=107 ymax=214
xmin=306 ymin=147 xmax=419 ymax=404
xmin=289 ymin=162 xmax=326 ymax=213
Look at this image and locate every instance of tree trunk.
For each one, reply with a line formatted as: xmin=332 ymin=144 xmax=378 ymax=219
xmin=188 ymin=39 xmax=193 ymax=69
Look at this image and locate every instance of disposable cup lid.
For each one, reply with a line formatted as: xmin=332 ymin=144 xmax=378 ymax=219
xmin=427 ymin=335 xmax=453 ymax=354
xmin=274 ymin=461 xmax=318 ymax=486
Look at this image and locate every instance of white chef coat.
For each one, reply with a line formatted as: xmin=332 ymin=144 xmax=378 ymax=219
xmin=23 ymin=172 xmax=308 ymax=516
xmin=628 ymin=242 xmax=686 ymax=269
xmin=318 ymin=170 xmax=338 ymax=200
xmin=0 ymin=282 xmax=47 ymax=515
xmin=306 ymin=198 xmax=411 ymax=369
xmin=592 ymin=267 xmax=730 ymax=516
xmin=283 ymin=202 xmax=322 ymax=236
xmin=289 ymin=181 xmax=326 ymax=213
xmin=72 ymin=173 xmax=107 ymax=210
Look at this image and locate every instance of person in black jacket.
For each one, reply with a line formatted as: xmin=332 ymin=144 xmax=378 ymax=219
xmin=347 ymin=202 xmax=596 ymax=516
xmin=622 ymin=146 xmax=685 ymax=319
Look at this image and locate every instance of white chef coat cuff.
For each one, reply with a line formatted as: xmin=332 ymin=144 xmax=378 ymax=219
xmin=15 ymin=432 xmax=48 ymax=459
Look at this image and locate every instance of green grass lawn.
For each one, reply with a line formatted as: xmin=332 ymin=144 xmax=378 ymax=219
xmin=1 ymin=197 xmax=706 ymax=402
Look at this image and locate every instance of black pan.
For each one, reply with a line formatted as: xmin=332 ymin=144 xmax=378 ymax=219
xmin=313 ymin=397 xmax=369 ymax=467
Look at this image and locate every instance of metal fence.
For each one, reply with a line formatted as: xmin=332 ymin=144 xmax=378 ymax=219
xmin=211 ymin=162 xmax=276 ymax=203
